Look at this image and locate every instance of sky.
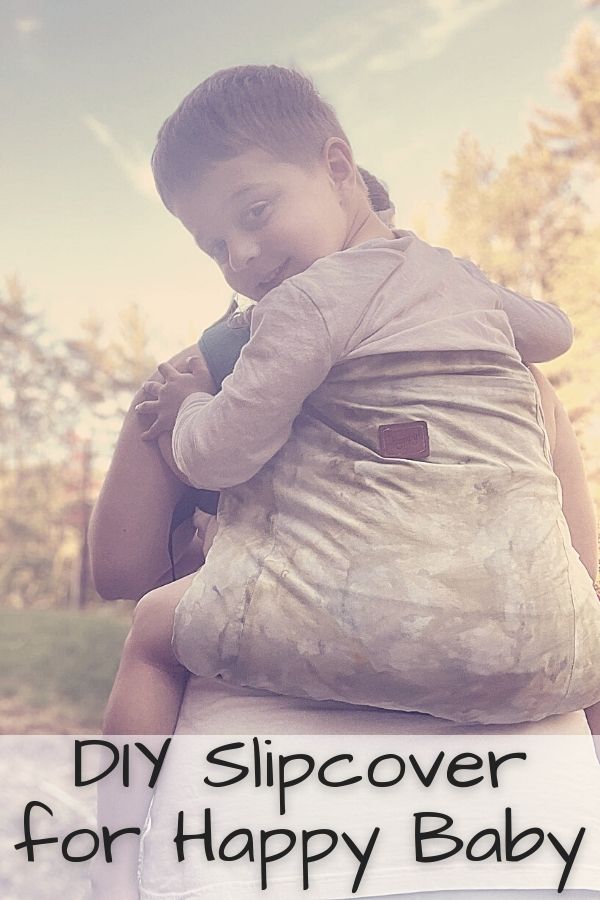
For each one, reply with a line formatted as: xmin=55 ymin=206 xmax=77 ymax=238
xmin=2 ymin=0 xmax=599 ymax=360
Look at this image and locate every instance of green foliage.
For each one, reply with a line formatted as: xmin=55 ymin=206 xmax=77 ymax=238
xmin=0 ymin=277 xmax=76 ymax=466
xmin=444 ymin=135 xmax=584 ymax=297
xmin=443 ymin=17 xmax=600 ymax=510
xmin=0 ymin=608 xmax=130 ymax=729
xmin=542 ymin=226 xmax=600 ymax=493
xmin=0 ymin=281 xmax=157 ymax=607
xmin=534 ymin=21 xmax=600 ymax=167
xmin=65 ymin=303 xmax=156 ymax=421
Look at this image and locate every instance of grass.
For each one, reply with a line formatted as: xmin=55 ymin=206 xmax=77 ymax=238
xmin=0 ymin=606 xmax=131 ymax=732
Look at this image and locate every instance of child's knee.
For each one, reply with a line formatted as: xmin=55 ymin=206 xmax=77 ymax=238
xmin=126 ymin=587 xmax=178 ymax=666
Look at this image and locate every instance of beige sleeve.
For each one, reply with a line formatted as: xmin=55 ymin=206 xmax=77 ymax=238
xmin=458 ymin=259 xmax=573 ymax=362
xmin=172 ymin=285 xmax=333 ymax=489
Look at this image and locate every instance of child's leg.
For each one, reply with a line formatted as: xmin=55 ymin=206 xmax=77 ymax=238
xmin=91 ymin=573 xmax=196 ymax=899
xmin=585 ymin=700 xmax=600 ymax=762
xmin=103 ymin=571 xmax=196 ymax=735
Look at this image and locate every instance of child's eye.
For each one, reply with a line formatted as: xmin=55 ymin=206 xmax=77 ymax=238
xmin=210 ymin=240 xmax=228 ymax=264
xmin=244 ymin=201 xmax=271 ymax=227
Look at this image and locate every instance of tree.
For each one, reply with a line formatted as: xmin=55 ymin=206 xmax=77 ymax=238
xmin=0 ymin=279 xmax=83 ymax=606
xmin=443 ymin=133 xmax=496 ymax=269
xmin=442 ymin=23 xmax=600 ymax=510
xmin=65 ymin=302 xmax=155 ymax=428
xmin=444 ymin=135 xmax=584 ymax=297
xmin=534 ymin=20 xmax=600 ymax=169
xmin=0 ymin=277 xmax=74 ymax=468
xmin=0 ymin=283 xmax=157 ymax=607
xmin=486 ymin=137 xmax=584 ymax=297
xmin=541 ymin=225 xmax=600 ymax=497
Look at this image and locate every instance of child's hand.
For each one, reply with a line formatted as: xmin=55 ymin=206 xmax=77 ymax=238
xmin=135 ymin=359 xmax=208 ymax=441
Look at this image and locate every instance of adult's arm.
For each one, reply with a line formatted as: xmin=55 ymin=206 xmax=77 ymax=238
xmin=88 ymin=345 xmax=215 ymax=601
xmin=529 ymin=366 xmax=599 ymax=742
xmin=529 ymin=365 xmax=598 ymax=581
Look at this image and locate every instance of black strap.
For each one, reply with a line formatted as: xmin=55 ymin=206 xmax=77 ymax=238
xmin=167 ymin=306 xmax=251 ymax=581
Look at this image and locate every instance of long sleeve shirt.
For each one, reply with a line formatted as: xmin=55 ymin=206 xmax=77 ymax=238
xmin=172 ymin=231 xmax=572 ymax=490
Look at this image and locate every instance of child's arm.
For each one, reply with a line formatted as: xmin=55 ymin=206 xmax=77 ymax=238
xmin=458 ymin=259 xmax=573 ymax=363
xmin=137 ymin=358 xmax=213 ymax=457
xmin=148 ymin=286 xmax=332 ymax=491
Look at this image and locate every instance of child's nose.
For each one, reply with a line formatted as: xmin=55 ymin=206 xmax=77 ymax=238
xmin=228 ymin=236 xmax=259 ymax=272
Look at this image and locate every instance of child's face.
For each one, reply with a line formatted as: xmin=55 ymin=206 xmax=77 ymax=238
xmin=170 ymin=147 xmax=351 ymax=301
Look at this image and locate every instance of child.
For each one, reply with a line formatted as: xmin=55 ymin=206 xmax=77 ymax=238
xmin=104 ymin=64 xmax=600 ymax=739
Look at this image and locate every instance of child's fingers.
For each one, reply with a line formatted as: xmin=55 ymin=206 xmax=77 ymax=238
xmin=140 ymin=418 xmax=170 ymax=441
xmin=142 ymin=381 xmax=161 ymax=398
xmin=157 ymin=361 xmax=179 ymax=380
xmin=135 ymin=399 xmax=159 ymax=416
xmin=186 ymin=356 xmax=206 ymax=375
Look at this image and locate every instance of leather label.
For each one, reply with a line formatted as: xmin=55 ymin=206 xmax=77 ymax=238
xmin=378 ymin=421 xmax=430 ymax=459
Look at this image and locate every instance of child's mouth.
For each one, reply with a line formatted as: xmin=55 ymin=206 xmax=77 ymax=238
xmin=258 ymin=259 xmax=290 ymax=295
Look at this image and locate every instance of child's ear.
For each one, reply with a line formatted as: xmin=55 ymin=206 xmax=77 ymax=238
xmin=323 ymin=137 xmax=356 ymax=197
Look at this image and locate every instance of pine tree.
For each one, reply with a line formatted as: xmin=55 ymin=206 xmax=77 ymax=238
xmin=442 ymin=23 xmax=600 ymax=509
xmin=444 ymin=135 xmax=584 ymax=297
xmin=534 ymin=20 xmax=600 ymax=168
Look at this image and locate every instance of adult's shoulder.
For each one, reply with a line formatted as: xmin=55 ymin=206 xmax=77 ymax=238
xmin=198 ymin=314 xmax=251 ymax=390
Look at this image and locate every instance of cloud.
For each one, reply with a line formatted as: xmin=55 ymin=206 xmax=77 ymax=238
xmin=15 ymin=16 xmax=42 ymax=35
xmin=369 ymin=0 xmax=505 ymax=71
xmin=297 ymin=0 xmax=508 ymax=75
xmin=82 ymin=114 xmax=157 ymax=201
xmin=297 ymin=9 xmax=406 ymax=74
xmin=305 ymin=49 xmax=360 ymax=74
